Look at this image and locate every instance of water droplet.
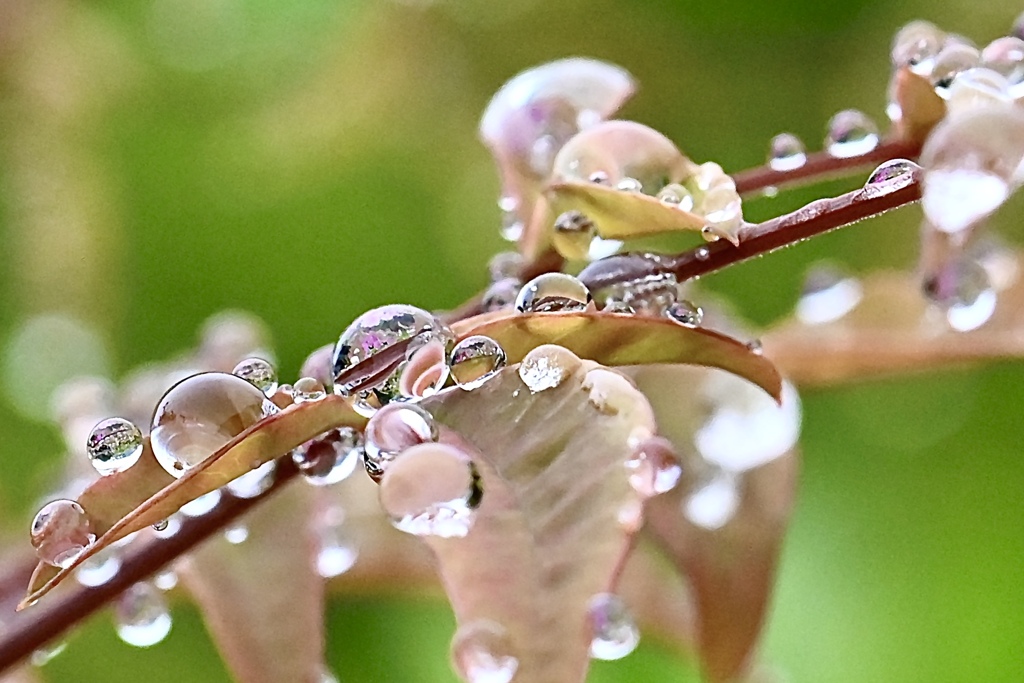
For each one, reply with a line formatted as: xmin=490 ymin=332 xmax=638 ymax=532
xmin=86 ymin=417 xmax=144 ymax=476
xmin=31 ymin=499 xmax=95 ymax=568
xmin=482 ymin=278 xmax=522 ymax=313
xmin=316 ymin=507 xmax=358 ymax=578
xmin=615 ymin=176 xmax=643 ymax=192
xmin=451 ymin=620 xmax=518 ymax=683
xmin=700 ymin=187 xmax=744 ymax=245
xmin=499 ymin=210 xmax=524 ymax=242
xmin=746 ymin=339 xmax=764 ymax=355
xmin=154 ymin=569 xmax=178 ymax=591
xmin=587 ymin=593 xmax=639 ymax=660
xmin=293 ymin=377 xmax=327 ymax=403
xmin=515 ymin=273 xmax=592 ymax=313
xmin=684 ymin=470 xmax=740 ymax=530
xmin=379 ymin=443 xmax=481 ymax=538
xmin=76 ymin=546 xmax=121 ymax=587
xmin=981 ymin=36 xmax=1024 ymax=83
xmin=864 ymin=159 xmax=922 ymax=197
xmin=626 ymin=436 xmax=682 ymax=497
xmin=224 ymin=523 xmax=249 ymax=544
xmin=152 ymin=520 xmax=169 ymax=533
xmin=768 ymin=133 xmax=807 ymax=171
xmin=923 ymin=256 xmax=997 ymax=332
xmin=519 ymin=344 xmax=581 ymax=393
xmin=797 ymin=266 xmax=863 ymax=325
xmin=150 ymin=372 xmax=280 ymax=478
xmin=825 ymin=110 xmax=879 ymax=158
xmin=589 ymin=170 xmax=610 ymax=184
xmin=115 ymin=582 xmax=172 ymax=648
xmin=603 ymin=300 xmax=636 ymax=314
xmin=179 ymin=490 xmax=221 ymax=517
xmin=891 ymin=20 xmax=945 ymax=73
xmin=665 ymin=300 xmax=703 ymax=327
xmin=293 ymin=427 xmax=362 ymax=486
xmin=231 ymin=357 xmax=277 ymax=396
xmin=226 ymin=460 xmax=276 ymax=499
xmin=30 ymin=640 xmax=66 ymax=667
xmin=931 ymin=42 xmax=981 ymax=90
xmin=332 ymin=305 xmax=454 ymax=415
xmin=656 ymin=182 xmax=696 ymax=211
xmin=364 ymin=403 xmax=437 ymax=482
xmin=450 ymin=336 xmax=507 ymax=390
xmin=695 ymin=246 xmax=711 ymax=261
xmin=487 ymin=252 xmax=524 ymax=283
xmin=153 ymin=515 xmax=181 ymax=537
xmin=552 ymin=210 xmax=597 ymax=260
xmin=696 ymin=376 xmax=801 ymax=471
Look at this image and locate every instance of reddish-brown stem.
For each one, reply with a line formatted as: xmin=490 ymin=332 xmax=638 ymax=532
xmin=0 ymin=458 xmax=299 ymax=672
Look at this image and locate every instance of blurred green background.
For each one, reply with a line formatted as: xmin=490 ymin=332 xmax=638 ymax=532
xmin=1 ymin=0 xmax=1022 ymax=681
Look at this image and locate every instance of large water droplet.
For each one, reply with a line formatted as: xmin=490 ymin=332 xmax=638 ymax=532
xmin=683 ymin=470 xmax=740 ymax=530
xmin=293 ymin=427 xmax=362 ymax=486
xmin=515 ymin=273 xmax=592 ymax=313
xmin=981 ymin=36 xmax=1024 ymax=83
xmin=379 ymin=443 xmax=481 ymax=538
xmin=150 ymin=372 xmax=279 ymax=478
xmin=316 ymin=506 xmax=357 ymax=578
xmin=451 ymin=620 xmax=519 ymax=683
xmin=825 ymin=110 xmax=879 ymax=158
xmin=931 ymin=42 xmax=981 ymax=91
xmin=364 ymin=403 xmax=437 ymax=482
xmin=518 ymin=344 xmax=581 ymax=393
xmin=768 ymin=133 xmax=807 ymax=171
xmin=797 ymin=266 xmax=863 ymax=325
xmin=626 ymin=436 xmax=682 ymax=497
xmin=696 ymin=376 xmax=801 ymax=472
xmin=86 ymin=417 xmax=144 ymax=476
xmin=180 ymin=490 xmax=222 ymax=517
xmin=331 ymin=305 xmax=454 ymax=416
xmin=115 ymin=582 xmax=172 ymax=648
xmin=923 ymin=256 xmax=997 ymax=332
xmin=891 ymin=20 xmax=946 ymax=73
xmin=587 ymin=593 xmax=639 ymax=660
xmin=225 ymin=460 xmax=276 ymax=499
xmin=31 ymin=499 xmax=95 ymax=568
xmin=450 ymin=336 xmax=507 ymax=390
xmin=864 ymin=158 xmax=922 ymax=197
xmin=231 ymin=357 xmax=277 ymax=396
xmin=665 ymin=300 xmax=703 ymax=327
xmin=76 ymin=545 xmax=122 ymax=587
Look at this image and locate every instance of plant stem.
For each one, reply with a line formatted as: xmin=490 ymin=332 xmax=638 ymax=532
xmin=0 ymin=459 xmax=299 ymax=672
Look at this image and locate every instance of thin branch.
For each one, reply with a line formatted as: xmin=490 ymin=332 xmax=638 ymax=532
xmin=0 ymin=458 xmax=299 ymax=671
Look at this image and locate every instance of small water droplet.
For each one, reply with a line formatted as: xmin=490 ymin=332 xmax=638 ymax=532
xmin=179 ymin=490 xmax=221 ymax=517
xmin=587 ymin=593 xmax=639 ymax=660
xmin=293 ymin=427 xmax=362 ymax=486
xmin=225 ymin=460 xmax=276 ymax=499
xmin=380 ymin=443 xmax=482 ymax=538
xmin=589 ymin=170 xmax=610 ymax=184
xmin=150 ymin=373 xmax=279 ymax=479
xmin=656 ymin=182 xmax=695 ymax=211
xmin=31 ymin=499 xmax=95 ymax=568
xmin=515 ymin=273 xmax=592 ymax=313
xmin=363 ymin=403 xmax=437 ymax=482
xmin=482 ymin=278 xmax=522 ymax=313
xmin=923 ymin=256 xmax=997 ymax=332
xmin=154 ymin=569 xmax=178 ymax=591
xmin=487 ymin=252 xmax=524 ymax=283
xmin=891 ymin=20 xmax=945 ymax=73
xmin=86 ymin=417 xmax=144 ymax=476
xmin=626 ymin=436 xmax=682 ymax=497
xmin=762 ymin=185 xmax=779 ymax=198
xmin=665 ymin=300 xmax=703 ymax=327
xmin=293 ymin=377 xmax=327 ymax=403
xmin=451 ymin=619 xmax=519 ymax=683
xmin=152 ymin=520 xmax=169 ymax=533
xmin=76 ymin=546 xmax=122 ymax=587
xmin=797 ymin=265 xmax=863 ymax=325
xmin=746 ymin=339 xmax=763 ymax=355
xmin=552 ymin=210 xmax=598 ymax=260
xmin=695 ymin=246 xmax=711 ymax=261
xmin=499 ymin=211 xmax=523 ymax=242
xmin=864 ymin=159 xmax=922 ymax=197
xmin=231 ymin=357 xmax=278 ymax=396
xmin=518 ymin=345 xmax=580 ymax=393
xmin=684 ymin=470 xmax=740 ymax=530
xmin=825 ymin=110 xmax=879 ymax=158
xmin=768 ymin=133 xmax=807 ymax=171
xmin=615 ymin=176 xmax=643 ymax=192
xmin=931 ymin=42 xmax=981 ymax=91
xmin=224 ymin=523 xmax=249 ymax=544
xmin=450 ymin=336 xmax=507 ymax=390
xmin=153 ymin=515 xmax=181 ymax=537
xmin=316 ymin=507 xmax=358 ymax=578
xmin=115 ymin=582 xmax=172 ymax=648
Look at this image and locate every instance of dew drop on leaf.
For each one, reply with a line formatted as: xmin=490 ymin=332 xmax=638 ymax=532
xmin=231 ymin=357 xmax=278 ymax=396
xmin=586 ymin=593 xmax=640 ymax=661
xmin=293 ymin=427 xmax=362 ymax=486
xmin=150 ymin=372 xmax=280 ymax=479
xmin=626 ymin=436 xmax=682 ymax=497
xmin=656 ymin=182 xmax=695 ymax=210
xmin=518 ymin=344 xmax=581 ymax=393
xmin=665 ymin=300 xmax=703 ymax=328
xmin=225 ymin=460 xmax=276 ymax=499
xmin=115 ymin=582 xmax=172 ymax=648
xmin=450 ymin=336 xmax=507 ymax=390
xmin=451 ymin=619 xmax=519 ymax=683
xmin=931 ymin=42 xmax=981 ymax=91
xmin=515 ymin=273 xmax=592 ymax=313
xmin=179 ymin=490 xmax=222 ymax=518
xmin=863 ymin=158 xmax=922 ymax=197
xmin=86 ymin=417 xmax=144 ymax=476
xmin=363 ymin=403 xmax=437 ymax=482
xmin=824 ymin=110 xmax=879 ymax=158
xmin=292 ymin=377 xmax=327 ymax=403
xmin=767 ymin=132 xmax=807 ymax=172
xmin=31 ymin=499 xmax=95 ymax=568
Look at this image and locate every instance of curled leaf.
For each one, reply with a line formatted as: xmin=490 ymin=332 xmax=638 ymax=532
xmin=451 ymin=311 xmax=783 ymax=401
xmin=23 ymin=395 xmax=364 ymax=607
xmin=547 ymin=180 xmax=705 ymax=241
xmin=407 ymin=354 xmax=656 ymax=683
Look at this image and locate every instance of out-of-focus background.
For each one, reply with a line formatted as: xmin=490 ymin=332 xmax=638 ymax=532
xmin=0 ymin=0 xmax=1022 ymax=681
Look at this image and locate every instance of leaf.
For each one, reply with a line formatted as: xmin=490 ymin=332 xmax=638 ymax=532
xmin=890 ymin=66 xmax=946 ymax=146
xmin=451 ymin=311 xmax=783 ymax=401
xmin=627 ymin=365 xmax=799 ymax=682
xmin=180 ymin=479 xmax=324 ymax=683
xmin=763 ymin=260 xmax=1024 ymax=387
xmin=23 ymin=395 xmax=364 ymax=607
xmin=400 ymin=353 xmax=657 ymax=683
